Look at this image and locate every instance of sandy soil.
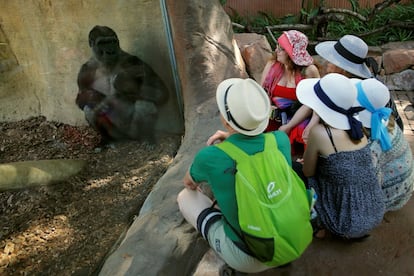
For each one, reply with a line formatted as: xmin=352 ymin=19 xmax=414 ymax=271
xmin=1 ymin=115 xmax=413 ymax=276
xmin=0 ymin=116 xmax=181 ymax=275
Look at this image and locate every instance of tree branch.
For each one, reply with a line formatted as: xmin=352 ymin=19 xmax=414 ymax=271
xmin=369 ymin=0 xmax=402 ymax=19
xmin=265 ymin=24 xmax=314 ymax=31
xmin=358 ymin=21 xmax=414 ymax=38
xmin=320 ymin=7 xmax=367 ymax=21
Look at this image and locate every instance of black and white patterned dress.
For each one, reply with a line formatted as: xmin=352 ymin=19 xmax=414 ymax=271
xmin=309 ymin=145 xmax=385 ymax=239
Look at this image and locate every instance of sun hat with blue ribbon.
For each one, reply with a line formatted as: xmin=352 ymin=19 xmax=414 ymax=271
xmin=296 ymin=73 xmax=365 ymax=140
xmin=353 ymin=78 xmax=392 ymax=150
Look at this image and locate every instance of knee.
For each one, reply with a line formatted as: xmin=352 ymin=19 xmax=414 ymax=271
xmin=176 ymin=188 xmax=188 ymax=211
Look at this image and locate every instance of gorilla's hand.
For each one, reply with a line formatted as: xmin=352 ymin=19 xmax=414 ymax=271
xmin=83 ymin=106 xmax=96 ymax=127
xmin=76 ymin=89 xmax=106 ymax=109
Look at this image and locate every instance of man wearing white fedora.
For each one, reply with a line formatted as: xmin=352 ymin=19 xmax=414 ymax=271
xmin=177 ymin=78 xmax=312 ymax=273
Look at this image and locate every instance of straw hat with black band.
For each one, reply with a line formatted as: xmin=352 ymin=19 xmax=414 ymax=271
xmin=315 ymin=35 xmax=378 ymax=78
xmin=216 ymin=78 xmax=270 ymax=136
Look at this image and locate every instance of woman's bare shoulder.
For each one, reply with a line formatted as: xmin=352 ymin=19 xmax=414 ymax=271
xmin=305 ymin=64 xmax=320 ymax=78
xmin=309 ymin=124 xmax=329 ymax=143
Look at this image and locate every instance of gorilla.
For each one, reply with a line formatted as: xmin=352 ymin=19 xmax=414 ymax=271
xmin=76 ymin=25 xmax=168 ymax=146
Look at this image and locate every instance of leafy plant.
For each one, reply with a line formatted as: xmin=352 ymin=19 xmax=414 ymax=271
xmin=326 ymin=3 xmax=414 ymax=45
xmin=226 ymin=1 xmax=414 ymax=46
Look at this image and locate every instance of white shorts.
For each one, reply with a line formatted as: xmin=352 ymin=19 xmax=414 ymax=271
xmin=197 ymin=208 xmax=272 ymax=273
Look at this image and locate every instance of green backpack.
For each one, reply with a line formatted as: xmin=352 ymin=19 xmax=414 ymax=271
xmin=215 ymin=133 xmax=313 ymax=267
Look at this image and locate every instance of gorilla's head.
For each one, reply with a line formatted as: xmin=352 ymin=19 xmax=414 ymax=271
xmin=89 ymin=25 xmax=120 ymax=65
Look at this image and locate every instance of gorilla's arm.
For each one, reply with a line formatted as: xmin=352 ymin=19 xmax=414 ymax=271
xmin=140 ymin=64 xmax=169 ymax=105
xmin=76 ymin=61 xmax=106 ymax=109
xmin=113 ymin=60 xmax=169 ymax=105
xmin=77 ymin=61 xmax=97 ymax=90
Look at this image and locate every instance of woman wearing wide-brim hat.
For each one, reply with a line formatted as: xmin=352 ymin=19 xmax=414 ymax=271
xmin=285 ymin=34 xmax=403 ymax=148
xmin=315 ymin=34 xmax=403 ymax=130
xmin=353 ymin=78 xmax=414 ymax=212
xmin=297 ymin=73 xmax=385 ymax=239
xmin=260 ymin=30 xmax=320 ymax=156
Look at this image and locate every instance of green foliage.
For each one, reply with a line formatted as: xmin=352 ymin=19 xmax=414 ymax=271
xmin=227 ymin=2 xmax=414 ymax=46
xmin=349 ymin=0 xmax=359 ymax=11
xmin=230 ymin=10 xmax=281 ymax=31
xmin=300 ymin=7 xmax=319 ymax=19
xmin=326 ymin=4 xmax=414 ymax=45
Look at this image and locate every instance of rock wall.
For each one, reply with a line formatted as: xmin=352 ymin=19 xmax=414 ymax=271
xmin=98 ymin=0 xmax=248 ymax=275
xmin=0 ymin=0 xmax=183 ymax=134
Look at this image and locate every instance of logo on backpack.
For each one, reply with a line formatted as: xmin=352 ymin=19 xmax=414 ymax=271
xmin=267 ymin=182 xmax=282 ymax=199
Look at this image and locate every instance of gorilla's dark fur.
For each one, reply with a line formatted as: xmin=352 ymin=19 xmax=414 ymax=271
xmin=76 ymin=25 xmax=168 ymax=145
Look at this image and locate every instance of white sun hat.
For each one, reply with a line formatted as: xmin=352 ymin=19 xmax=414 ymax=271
xmin=216 ymin=78 xmax=270 ymax=136
xmin=296 ymin=73 xmax=361 ymax=130
xmin=352 ymin=78 xmax=391 ymax=128
xmin=315 ymin=35 xmax=373 ymax=79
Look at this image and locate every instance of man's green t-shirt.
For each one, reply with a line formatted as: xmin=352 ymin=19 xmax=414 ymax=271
xmin=189 ymin=131 xmax=292 ymax=243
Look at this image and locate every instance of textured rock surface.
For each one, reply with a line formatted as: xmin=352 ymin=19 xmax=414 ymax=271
xmin=0 ymin=159 xmax=86 ymax=191
xmin=234 ymin=33 xmax=272 ymax=82
xmin=99 ymin=1 xmax=248 ymax=275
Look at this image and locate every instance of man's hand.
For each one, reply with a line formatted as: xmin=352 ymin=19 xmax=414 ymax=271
xmin=206 ymin=130 xmax=230 ymax=145
xmin=278 ymin=124 xmax=292 ymax=134
xmin=183 ymin=170 xmax=198 ymax=190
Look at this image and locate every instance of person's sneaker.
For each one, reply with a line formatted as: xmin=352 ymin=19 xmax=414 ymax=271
xmin=219 ymin=264 xmax=236 ymax=276
xmin=219 ymin=264 xmax=248 ymax=276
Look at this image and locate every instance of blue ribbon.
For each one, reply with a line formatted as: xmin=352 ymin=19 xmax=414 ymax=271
xmin=314 ymin=81 xmax=365 ymax=140
xmin=356 ymin=82 xmax=392 ymax=151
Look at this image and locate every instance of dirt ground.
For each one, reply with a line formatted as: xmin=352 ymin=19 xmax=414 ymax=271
xmin=0 ymin=116 xmax=181 ymax=276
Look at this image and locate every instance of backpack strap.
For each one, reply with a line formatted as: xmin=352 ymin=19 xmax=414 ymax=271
xmin=216 ymin=134 xmax=277 ymax=160
xmin=217 ymin=134 xmax=316 ymax=211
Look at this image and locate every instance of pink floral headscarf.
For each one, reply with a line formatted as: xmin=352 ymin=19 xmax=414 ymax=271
xmin=278 ymin=30 xmax=313 ymax=66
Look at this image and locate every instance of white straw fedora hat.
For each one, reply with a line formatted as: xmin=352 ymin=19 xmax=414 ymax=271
xmin=296 ymin=73 xmax=360 ymax=130
xmin=353 ymin=78 xmax=390 ymax=128
xmin=216 ymin=78 xmax=270 ymax=136
xmin=315 ymin=35 xmax=373 ymax=79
